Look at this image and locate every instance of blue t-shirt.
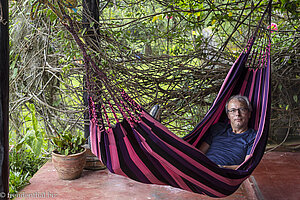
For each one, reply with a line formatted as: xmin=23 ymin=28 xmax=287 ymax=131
xmin=205 ymin=122 xmax=256 ymax=166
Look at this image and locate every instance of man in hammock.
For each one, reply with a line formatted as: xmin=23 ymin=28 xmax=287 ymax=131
xmin=199 ymin=95 xmax=256 ymax=169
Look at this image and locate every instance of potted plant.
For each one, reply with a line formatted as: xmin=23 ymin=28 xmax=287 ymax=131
xmin=51 ymin=131 xmax=87 ymax=180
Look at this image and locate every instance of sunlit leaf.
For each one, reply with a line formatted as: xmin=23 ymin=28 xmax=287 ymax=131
xmin=293 ymin=95 xmax=298 ymax=103
xmin=79 ymin=37 xmax=86 ymax=44
xmin=152 ymin=16 xmax=158 ymax=22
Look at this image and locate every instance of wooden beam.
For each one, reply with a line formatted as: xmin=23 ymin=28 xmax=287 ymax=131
xmin=82 ymin=0 xmax=99 ymax=140
xmin=0 ymin=0 xmax=9 ymax=199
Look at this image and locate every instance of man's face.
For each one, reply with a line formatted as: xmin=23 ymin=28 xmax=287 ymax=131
xmin=227 ymin=99 xmax=251 ymax=132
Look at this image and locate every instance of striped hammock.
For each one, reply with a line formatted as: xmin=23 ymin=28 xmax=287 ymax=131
xmin=62 ymin=1 xmax=272 ymax=198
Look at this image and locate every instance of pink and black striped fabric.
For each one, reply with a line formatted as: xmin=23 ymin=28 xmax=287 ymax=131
xmin=62 ymin=1 xmax=272 ymax=197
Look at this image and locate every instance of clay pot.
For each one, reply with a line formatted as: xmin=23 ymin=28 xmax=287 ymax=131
xmin=52 ymin=148 xmax=87 ymax=180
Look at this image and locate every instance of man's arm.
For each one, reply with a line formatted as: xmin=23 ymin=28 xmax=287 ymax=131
xmin=199 ymin=142 xmax=210 ymax=154
xmin=220 ymin=155 xmax=251 ymax=169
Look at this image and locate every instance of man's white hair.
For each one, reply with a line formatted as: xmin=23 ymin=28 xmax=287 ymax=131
xmin=225 ymin=95 xmax=252 ymax=113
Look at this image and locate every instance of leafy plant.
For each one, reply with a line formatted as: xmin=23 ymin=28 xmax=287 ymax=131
xmin=50 ymin=131 xmax=86 ymax=156
xmin=15 ymin=104 xmax=45 ymax=157
xmin=9 ymin=147 xmax=47 ymax=194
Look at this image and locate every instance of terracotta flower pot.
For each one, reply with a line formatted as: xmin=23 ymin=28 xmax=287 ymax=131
xmin=52 ymin=148 xmax=87 ymax=180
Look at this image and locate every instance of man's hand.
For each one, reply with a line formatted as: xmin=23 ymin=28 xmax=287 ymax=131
xmin=219 ymin=165 xmax=239 ymax=170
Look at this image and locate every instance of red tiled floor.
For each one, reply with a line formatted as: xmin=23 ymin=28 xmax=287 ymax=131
xmin=252 ymin=152 xmax=300 ymax=200
xmin=14 ymin=152 xmax=300 ymax=200
xmin=14 ymin=161 xmax=257 ymax=200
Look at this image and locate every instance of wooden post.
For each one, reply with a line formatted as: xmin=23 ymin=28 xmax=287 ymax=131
xmin=82 ymin=0 xmax=99 ymax=141
xmin=83 ymin=0 xmax=99 ymax=28
xmin=81 ymin=0 xmax=106 ymax=170
xmin=0 ymin=0 xmax=9 ymax=199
